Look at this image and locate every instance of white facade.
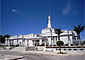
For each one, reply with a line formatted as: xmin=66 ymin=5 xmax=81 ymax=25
xmin=5 ymin=13 xmax=78 ymax=47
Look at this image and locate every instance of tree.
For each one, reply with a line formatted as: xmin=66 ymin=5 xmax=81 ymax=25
xmin=73 ymin=24 xmax=85 ymax=46
xmin=0 ymin=35 xmax=5 ymax=43
xmin=55 ymin=28 xmax=63 ymax=40
xmin=56 ymin=41 xmax=64 ymax=53
xmin=0 ymin=35 xmax=2 ymax=43
xmin=82 ymin=40 xmax=85 ymax=45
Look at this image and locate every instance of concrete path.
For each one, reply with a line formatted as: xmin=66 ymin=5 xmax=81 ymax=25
xmin=0 ymin=51 xmax=85 ymax=60
xmin=0 ymin=50 xmax=85 ymax=56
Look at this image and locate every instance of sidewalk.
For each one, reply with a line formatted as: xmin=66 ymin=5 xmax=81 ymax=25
xmin=0 ymin=50 xmax=85 ymax=56
xmin=25 ymin=51 xmax=57 ymax=55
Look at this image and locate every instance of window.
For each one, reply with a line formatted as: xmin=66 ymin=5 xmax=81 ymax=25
xmin=74 ymin=49 xmax=77 ymax=51
xmin=68 ymin=49 xmax=71 ymax=51
xmin=64 ymin=49 xmax=66 ymax=50
xmin=80 ymin=49 xmax=83 ymax=50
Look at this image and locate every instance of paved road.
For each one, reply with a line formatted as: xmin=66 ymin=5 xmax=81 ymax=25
xmin=0 ymin=51 xmax=85 ymax=60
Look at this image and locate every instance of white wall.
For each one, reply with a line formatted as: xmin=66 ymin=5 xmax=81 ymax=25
xmin=13 ymin=40 xmax=18 ymax=45
xmin=48 ymin=37 xmax=52 ymax=45
xmin=60 ymin=36 xmax=68 ymax=44
xmin=29 ymin=40 xmax=33 ymax=46
xmin=44 ymin=47 xmax=85 ymax=54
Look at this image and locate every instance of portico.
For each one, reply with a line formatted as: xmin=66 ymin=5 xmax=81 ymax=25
xmin=25 ymin=37 xmax=47 ymax=47
xmin=5 ymin=36 xmax=47 ymax=47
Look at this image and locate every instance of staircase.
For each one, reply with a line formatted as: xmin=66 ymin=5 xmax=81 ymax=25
xmin=11 ymin=47 xmax=25 ymax=51
xmin=25 ymin=46 xmax=37 ymax=51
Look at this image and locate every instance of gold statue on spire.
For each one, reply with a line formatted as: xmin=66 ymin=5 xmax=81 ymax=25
xmin=49 ymin=10 xmax=50 ymax=16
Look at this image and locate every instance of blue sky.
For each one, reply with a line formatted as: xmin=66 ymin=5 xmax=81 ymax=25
xmin=1 ymin=0 xmax=85 ymax=40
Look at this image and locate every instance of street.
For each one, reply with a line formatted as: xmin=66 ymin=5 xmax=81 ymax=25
xmin=0 ymin=51 xmax=85 ymax=60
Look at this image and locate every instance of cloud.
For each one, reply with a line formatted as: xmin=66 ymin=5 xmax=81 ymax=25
xmin=11 ymin=9 xmax=16 ymax=12
xmin=11 ymin=9 xmax=33 ymax=20
xmin=62 ymin=0 xmax=71 ymax=15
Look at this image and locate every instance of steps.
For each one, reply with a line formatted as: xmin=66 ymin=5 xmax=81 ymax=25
xmin=11 ymin=46 xmax=37 ymax=51
xmin=25 ymin=46 xmax=37 ymax=51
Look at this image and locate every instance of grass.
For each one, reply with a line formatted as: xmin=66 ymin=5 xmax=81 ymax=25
xmin=0 ymin=45 xmax=6 ymax=48
xmin=57 ymin=52 xmax=67 ymax=54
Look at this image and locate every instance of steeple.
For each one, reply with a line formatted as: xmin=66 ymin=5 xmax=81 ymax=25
xmin=47 ymin=11 xmax=52 ymax=28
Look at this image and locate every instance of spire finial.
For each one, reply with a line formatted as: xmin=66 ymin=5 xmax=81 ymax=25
xmin=49 ymin=10 xmax=50 ymax=16
xmin=48 ymin=10 xmax=52 ymax=28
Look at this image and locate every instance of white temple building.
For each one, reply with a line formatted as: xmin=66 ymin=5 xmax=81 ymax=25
xmin=5 ymin=12 xmax=79 ymax=47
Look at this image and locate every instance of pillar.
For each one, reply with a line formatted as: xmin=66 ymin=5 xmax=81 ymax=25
xmin=39 ymin=39 xmax=42 ymax=45
xmin=54 ymin=37 xmax=56 ymax=45
xmin=45 ymin=41 xmax=46 ymax=47
xmin=48 ymin=37 xmax=52 ymax=46
xmin=25 ymin=40 xmax=28 ymax=46
xmin=68 ymin=40 xmax=71 ymax=46
xmin=8 ymin=40 xmax=10 ymax=47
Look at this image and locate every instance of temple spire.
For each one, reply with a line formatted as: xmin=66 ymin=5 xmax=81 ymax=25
xmin=48 ymin=11 xmax=52 ymax=28
xmin=49 ymin=10 xmax=50 ymax=16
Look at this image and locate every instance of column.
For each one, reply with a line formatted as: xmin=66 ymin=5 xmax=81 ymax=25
xmin=54 ymin=37 xmax=56 ymax=45
xmin=12 ymin=40 xmax=14 ymax=45
xmin=39 ymin=39 xmax=42 ymax=45
xmin=25 ymin=40 xmax=28 ymax=46
xmin=68 ymin=40 xmax=71 ymax=46
xmin=44 ymin=40 xmax=46 ymax=47
xmin=8 ymin=40 xmax=10 ymax=47
xmin=48 ymin=37 xmax=51 ymax=46
xmin=7 ymin=38 xmax=8 ymax=45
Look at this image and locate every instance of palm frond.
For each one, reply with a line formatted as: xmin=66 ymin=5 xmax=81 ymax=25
xmin=78 ymin=24 xmax=81 ymax=30
xmin=55 ymin=28 xmax=63 ymax=35
xmin=80 ymin=26 xmax=85 ymax=32
xmin=73 ymin=24 xmax=85 ymax=34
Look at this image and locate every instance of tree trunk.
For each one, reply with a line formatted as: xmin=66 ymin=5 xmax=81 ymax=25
xmin=60 ymin=46 xmax=61 ymax=53
xmin=58 ymin=34 xmax=60 ymax=41
xmin=77 ymin=34 xmax=81 ymax=46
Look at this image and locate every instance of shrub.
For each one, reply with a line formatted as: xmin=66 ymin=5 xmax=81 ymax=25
xmin=56 ymin=41 xmax=64 ymax=46
xmin=56 ymin=41 xmax=64 ymax=53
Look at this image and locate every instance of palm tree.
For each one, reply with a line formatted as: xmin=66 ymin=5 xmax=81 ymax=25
xmin=55 ymin=28 xmax=63 ymax=41
xmin=0 ymin=35 xmax=2 ymax=43
xmin=0 ymin=35 xmax=5 ymax=44
xmin=73 ymin=24 xmax=85 ymax=46
xmin=4 ymin=34 xmax=11 ymax=46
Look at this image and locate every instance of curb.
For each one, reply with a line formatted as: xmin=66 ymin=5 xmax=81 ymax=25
xmin=0 ymin=50 xmax=85 ymax=56
xmin=4 ymin=55 xmax=24 ymax=60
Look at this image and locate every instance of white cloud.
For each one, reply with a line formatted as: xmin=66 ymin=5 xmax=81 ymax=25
xmin=11 ymin=9 xmax=33 ymax=20
xmin=11 ymin=9 xmax=16 ymax=12
xmin=62 ymin=0 xmax=71 ymax=15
